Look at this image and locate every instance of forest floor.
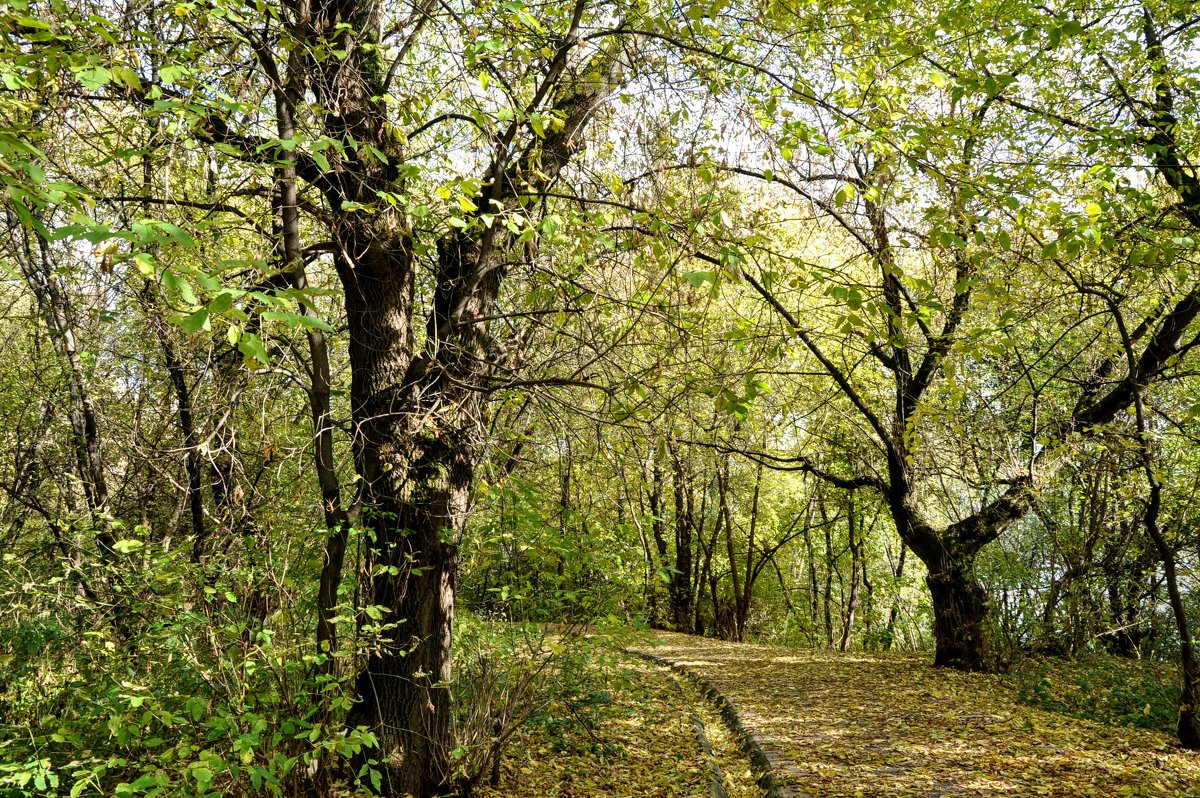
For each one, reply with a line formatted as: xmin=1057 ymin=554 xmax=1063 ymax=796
xmin=637 ymin=632 xmax=1200 ymax=798
xmin=477 ymin=651 xmax=763 ymax=798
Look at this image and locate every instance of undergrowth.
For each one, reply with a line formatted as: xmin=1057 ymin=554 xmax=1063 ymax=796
xmin=1007 ymin=653 xmax=1180 ymax=733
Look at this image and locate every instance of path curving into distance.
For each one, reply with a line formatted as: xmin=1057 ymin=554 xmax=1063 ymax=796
xmin=636 ymin=632 xmax=1200 ymax=798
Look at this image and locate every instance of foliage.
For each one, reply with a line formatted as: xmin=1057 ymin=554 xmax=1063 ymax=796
xmin=1009 ymin=655 xmax=1181 ymax=734
xmin=3 ymin=0 xmax=1200 ymax=790
xmin=0 ymin=539 xmax=371 ymax=798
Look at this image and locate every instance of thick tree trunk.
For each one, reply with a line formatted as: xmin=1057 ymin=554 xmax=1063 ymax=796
xmin=339 ymin=234 xmax=476 ymax=795
xmin=283 ymin=2 xmax=624 ymax=787
xmin=925 ymin=554 xmax=989 ymax=671
xmin=349 ymin=527 xmax=459 ymax=797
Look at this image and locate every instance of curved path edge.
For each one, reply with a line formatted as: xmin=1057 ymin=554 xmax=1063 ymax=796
xmin=629 ymin=647 xmax=808 ymax=798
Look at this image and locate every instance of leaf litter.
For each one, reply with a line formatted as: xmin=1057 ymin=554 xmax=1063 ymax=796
xmin=478 ymin=651 xmax=764 ymax=798
xmin=641 ymin=632 xmax=1200 ymax=798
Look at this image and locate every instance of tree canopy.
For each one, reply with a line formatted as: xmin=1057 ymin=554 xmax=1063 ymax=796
xmin=2 ymin=0 xmax=1200 ymax=795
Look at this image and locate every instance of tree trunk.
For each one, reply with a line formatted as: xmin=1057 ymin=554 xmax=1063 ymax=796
xmin=647 ymin=455 xmax=667 ymax=629
xmin=1142 ymin=487 xmax=1200 ymax=748
xmin=145 ymin=300 xmax=206 ymax=557
xmin=718 ymin=467 xmax=746 ymax=642
xmin=839 ymin=492 xmax=861 ymax=652
xmin=803 ymin=523 xmax=820 ymax=647
xmin=286 ymin=4 xmax=625 ymax=787
xmin=820 ymin=497 xmax=837 ymax=648
xmin=925 ymin=552 xmax=989 ymax=671
xmin=695 ymin=480 xmax=721 ymax=637
xmin=349 ymin=530 xmax=458 ymax=797
xmin=670 ymin=451 xmax=694 ymax=633
xmin=339 ymin=233 xmax=478 ymax=796
xmin=884 ymin=542 xmax=906 ymax=650
xmin=736 ymin=462 xmax=762 ymax=640
xmin=1125 ymin=298 xmax=1200 ymax=747
xmin=691 ymin=475 xmax=711 ymax=636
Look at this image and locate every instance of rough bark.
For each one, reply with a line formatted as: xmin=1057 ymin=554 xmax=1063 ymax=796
xmin=926 ymin=554 xmax=990 ymax=670
xmin=669 ymin=451 xmax=694 ymax=633
xmin=165 ymin=0 xmax=626 ymax=784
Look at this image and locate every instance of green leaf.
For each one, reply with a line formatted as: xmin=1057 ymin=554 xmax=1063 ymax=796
xmin=154 ymin=221 xmax=196 ymax=248
xmin=158 ymin=64 xmax=190 ymax=83
xmin=179 ymin=308 xmax=210 ymax=335
xmin=260 ymin=310 xmax=334 ymax=332
xmin=191 ymin=766 xmax=214 ymax=787
xmin=111 ymin=66 xmax=143 ymax=90
xmin=238 ymin=333 xmax=269 ymax=366
xmin=133 ymin=252 xmax=157 ymax=278
xmin=76 ymin=66 xmax=112 ymax=89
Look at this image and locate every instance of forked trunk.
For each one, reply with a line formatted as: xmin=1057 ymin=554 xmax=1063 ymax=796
xmin=340 ymin=231 xmax=495 ymax=794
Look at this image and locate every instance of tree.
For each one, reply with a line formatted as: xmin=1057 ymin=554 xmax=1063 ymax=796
xmin=648 ymin=0 xmax=1200 ymax=679
xmin=6 ymin=0 xmax=643 ymax=792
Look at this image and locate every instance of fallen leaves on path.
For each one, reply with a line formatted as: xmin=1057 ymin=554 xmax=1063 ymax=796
xmin=643 ymin=633 xmax=1200 ymax=798
xmin=478 ymin=653 xmax=762 ymax=798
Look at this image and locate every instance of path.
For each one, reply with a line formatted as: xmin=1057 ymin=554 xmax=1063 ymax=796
xmin=639 ymin=632 xmax=1200 ymax=798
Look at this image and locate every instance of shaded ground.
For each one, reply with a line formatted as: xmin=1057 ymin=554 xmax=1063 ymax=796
xmin=641 ymin=632 xmax=1200 ymax=798
xmin=478 ymin=652 xmax=761 ymax=798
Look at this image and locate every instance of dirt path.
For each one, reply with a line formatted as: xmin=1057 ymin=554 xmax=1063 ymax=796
xmin=639 ymin=632 xmax=1200 ymax=798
